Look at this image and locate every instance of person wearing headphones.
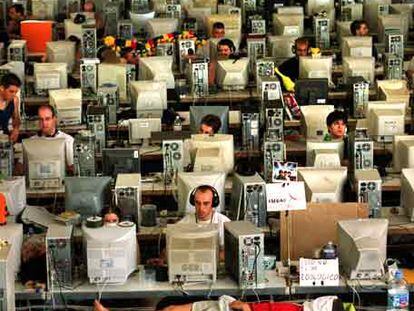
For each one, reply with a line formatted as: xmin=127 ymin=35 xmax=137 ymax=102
xmin=199 ymin=114 xmax=222 ymax=135
xmin=31 ymin=104 xmax=74 ymax=173
xmin=278 ymin=37 xmax=310 ymax=82
xmin=324 ymin=110 xmax=348 ymax=141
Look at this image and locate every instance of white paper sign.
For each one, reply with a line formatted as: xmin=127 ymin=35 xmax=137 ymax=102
xmin=299 ymin=258 xmax=340 ymax=287
xmin=266 ymin=182 xmax=306 ymax=212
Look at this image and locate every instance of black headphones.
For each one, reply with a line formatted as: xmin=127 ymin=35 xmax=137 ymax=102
xmin=292 ymin=38 xmax=311 ymax=54
xmin=189 ymin=185 xmax=220 ymax=208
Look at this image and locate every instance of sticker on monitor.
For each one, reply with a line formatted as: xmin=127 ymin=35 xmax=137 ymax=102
xmin=272 ymin=161 xmax=298 ymax=182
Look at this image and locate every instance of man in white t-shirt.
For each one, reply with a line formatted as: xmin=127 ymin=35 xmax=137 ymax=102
xmin=179 ymin=185 xmax=230 ymax=260
xmin=31 ymin=104 xmax=74 ymax=174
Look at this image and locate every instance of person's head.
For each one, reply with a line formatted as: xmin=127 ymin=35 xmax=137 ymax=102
xmin=83 ymin=0 xmax=96 ymax=12
xmin=326 ymin=110 xmax=348 ymax=139
xmin=212 ymin=22 xmax=225 ymax=38
xmin=38 ymin=105 xmax=58 ymax=137
xmin=350 ymin=20 xmax=369 ymax=36
xmin=192 ymin=185 xmax=218 ymax=221
xmin=120 ymin=47 xmax=139 ymax=65
xmin=0 ymin=73 xmax=21 ymax=101
xmin=217 ymin=38 xmax=235 ymax=58
xmin=199 ymin=114 xmax=222 ymax=135
xmin=294 ymin=37 xmax=310 ymax=57
xmin=8 ymin=4 xmax=24 ymax=20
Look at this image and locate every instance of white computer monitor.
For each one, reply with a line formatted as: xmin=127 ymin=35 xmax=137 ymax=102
xmin=34 ymin=62 xmax=68 ymax=91
xmin=23 ymin=138 xmax=66 ymax=189
xmin=364 ymin=0 xmax=392 ymax=31
xmin=46 ymin=41 xmax=76 ymax=72
xmin=49 ymin=88 xmax=82 ymax=125
xmin=187 ymin=134 xmax=234 ymax=174
xmin=341 ymin=36 xmax=373 ymax=58
xmin=342 ymin=56 xmax=375 ymax=84
xmin=341 ymin=3 xmax=363 ymax=21
xmin=299 ymin=56 xmax=333 ymax=84
xmin=268 ymin=35 xmax=297 ymax=59
xmin=216 ymin=58 xmax=249 ymax=90
xmin=128 ymin=118 xmax=161 ymax=144
xmin=32 ymin=0 xmax=56 ymax=19
xmin=377 ymin=79 xmax=410 ymax=112
xmin=297 ymin=167 xmax=348 ymax=203
xmin=338 ymin=219 xmax=388 ymax=279
xmin=393 ymin=135 xmax=414 ymax=172
xmin=300 ymin=105 xmax=334 ymax=139
xmin=336 ymin=21 xmax=353 ymax=42
xmin=306 ymin=0 xmax=334 ymax=15
xmin=176 ymin=171 xmax=226 ymax=215
xmin=166 ymin=223 xmax=219 ymax=283
xmin=147 ymin=18 xmax=179 ymax=38
xmin=306 ymin=140 xmax=345 ymax=168
xmin=82 ymin=223 xmax=137 ymax=284
xmin=98 ymin=63 xmax=127 ymax=101
xmin=139 ymin=56 xmax=175 ymax=89
xmin=129 ymin=11 xmax=155 ymax=34
xmin=185 ymin=6 xmax=212 ymax=32
xmin=129 ymin=80 xmax=167 ymax=118
xmin=0 ymin=61 xmax=25 ymax=86
xmin=378 ymin=14 xmax=409 ymax=43
xmin=390 ymin=3 xmax=414 ymax=28
xmin=272 ymin=13 xmax=303 ymax=36
xmin=366 ymin=101 xmax=405 ymax=142
xmin=0 ymin=177 xmax=26 ymax=216
xmin=205 ymin=14 xmax=242 ymax=41
xmin=401 ymin=168 xmax=414 ymax=221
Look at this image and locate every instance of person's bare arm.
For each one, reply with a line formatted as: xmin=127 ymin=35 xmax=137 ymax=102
xmin=229 ymin=301 xmax=251 ymax=311
xmin=10 ymin=97 xmax=20 ymax=142
xmin=94 ymin=300 xmax=109 ymax=311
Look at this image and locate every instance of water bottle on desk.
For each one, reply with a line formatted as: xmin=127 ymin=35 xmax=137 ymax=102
xmin=173 ymin=115 xmax=182 ymax=131
xmin=387 ymin=270 xmax=409 ymax=311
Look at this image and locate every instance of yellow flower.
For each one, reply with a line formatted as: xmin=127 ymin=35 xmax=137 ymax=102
xmin=104 ymin=36 xmax=115 ymax=47
xmin=125 ymin=40 xmax=132 ymax=48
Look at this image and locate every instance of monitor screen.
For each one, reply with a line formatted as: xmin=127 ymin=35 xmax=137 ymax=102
xmin=299 ymin=56 xmax=333 ymax=84
xmin=65 ymin=176 xmax=111 ymax=217
xmin=216 ymin=58 xmax=249 ymax=90
xmin=190 ymin=106 xmax=229 ymax=134
xmin=138 ymin=56 xmax=175 ymax=89
xmin=129 ymin=80 xmax=167 ymax=117
xmin=102 ymin=148 xmax=141 ymax=178
xmin=298 ymin=167 xmax=348 ymax=203
xmin=295 ymin=78 xmax=329 ymax=106
xmin=46 ymin=41 xmax=76 ymax=72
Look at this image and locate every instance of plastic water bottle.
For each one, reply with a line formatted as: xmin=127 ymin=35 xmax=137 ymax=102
xmin=173 ymin=116 xmax=182 ymax=131
xmin=387 ymin=270 xmax=409 ymax=311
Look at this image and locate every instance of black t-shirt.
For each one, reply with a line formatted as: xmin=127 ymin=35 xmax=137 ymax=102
xmin=278 ymin=57 xmax=300 ymax=82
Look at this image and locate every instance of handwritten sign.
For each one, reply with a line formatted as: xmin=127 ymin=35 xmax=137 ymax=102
xmin=266 ymin=182 xmax=306 ymax=212
xmin=299 ymin=258 xmax=340 ymax=287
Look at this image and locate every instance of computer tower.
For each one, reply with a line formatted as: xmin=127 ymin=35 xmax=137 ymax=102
xmin=349 ymin=129 xmax=374 ymax=171
xmin=178 ymin=39 xmax=195 ymax=74
xmin=81 ymin=25 xmax=97 ymax=58
xmin=229 ymin=173 xmax=267 ymax=227
xmin=104 ymin=2 xmax=119 ymax=35
xmin=259 ymin=77 xmax=282 ymax=102
xmin=247 ymin=37 xmax=266 ymax=72
xmin=97 ymin=84 xmax=119 ymax=125
xmin=242 ymin=112 xmax=260 ymax=151
xmin=7 ymin=40 xmax=26 ymax=62
xmin=224 ymin=221 xmax=265 ymax=288
xmin=248 ymin=15 xmax=266 ymax=35
xmin=166 ymin=4 xmax=181 ymax=19
xmin=386 ymin=33 xmax=404 ymax=59
xmin=131 ymin=0 xmax=149 ymax=12
xmin=0 ymin=244 xmax=14 ymax=311
xmin=0 ymin=135 xmax=13 ymax=177
xmin=80 ymin=58 xmax=99 ymax=96
xmin=255 ymin=58 xmax=275 ymax=85
xmin=46 ymin=224 xmax=73 ymax=290
xmin=314 ymin=17 xmax=330 ymax=49
xmin=156 ymin=42 xmax=175 ymax=58
xmin=189 ymin=59 xmax=208 ymax=97
xmin=384 ymin=54 xmax=403 ymax=80
xmin=162 ymin=140 xmax=184 ymax=183
xmin=115 ymin=173 xmax=141 ymax=226
xmin=74 ymin=130 xmax=96 ymax=177
xmin=118 ymin=20 xmax=133 ymax=39
xmin=263 ymin=141 xmax=285 ymax=182
xmin=86 ymin=105 xmax=107 ymax=154
xmin=265 ymin=106 xmax=283 ymax=140
xmin=352 ymin=81 xmax=369 ymax=118
xmin=354 ymin=169 xmax=382 ymax=218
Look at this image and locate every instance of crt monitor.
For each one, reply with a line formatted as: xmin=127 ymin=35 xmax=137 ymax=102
xmin=299 ymin=56 xmax=333 ymax=85
xmin=336 ymin=21 xmax=352 ymax=42
xmin=46 ymin=41 xmax=76 ymax=72
xmin=401 ymin=168 xmax=414 ymax=221
xmin=366 ymin=101 xmax=405 ymax=141
xmin=300 ymin=105 xmax=335 ymax=139
xmin=341 ymin=36 xmax=373 ymax=58
xmin=216 ymin=58 xmax=249 ymax=91
xmin=297 ymin=167 xmax=348 ymax=203
xmin=343 ymin=56 xmax=375 ymax=84
xmin=306 ymin=0 xmax=334 ymax=15
xmin=23 ymin=138 xmax=66 ymax=189
xmin=83 ymin=223 xmax=137 ymax=284
xmin=128 ymin=118 xmax=162 ymax=144
xmin=166 ymin=223 xmax=219 ymax=283
xmin=306 ymin=140 xmax=345 ymax=167
xmin=147 ymin=18 xmax=179 ymax=38
xmin=139 ymin=56 xmax=175 ymax=89
xmin=129 ymin=11 xmax=155 ymax=34
xmin=378 ymin=14 xmax=409 ymax=43
xmin=393 ymin=135 xmax=414 ymax=172
xmin=49 ymin=88 xmax=82 ymax=125
xmin=295 ymin=78 xmax=329 ymax=106
xmin=98 ymin=63 xmax=127 ymax=101
xmin=338 ymin=219 xmax=388 ymax=279
xmin=102 ymin=148 xmax=140 ymax=178
xmin=176 ymin=171 xmax=226 ymax=215
xmin=129 ymin=80 xmax=167 ymax=118
xmin=377 ymin=79 xmax=410 ymax=111
xmin=64 ymin=177 xmax=111 ymax=217
xmin=205 ymin=14 xmax=242 ymax=43
xmin=272 ymin=13 xmax=303 ymax=36
xmin=268 ymin=35 xmax=297 ymax=59
xmin=190 ymin=106 xmax=229 ymax=134
xmin=34 ymin=62 xmax=68 ymax=91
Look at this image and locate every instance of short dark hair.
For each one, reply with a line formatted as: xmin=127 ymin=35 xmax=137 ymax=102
xmin=1 ymin=73 xmax=21 ymax=88
xmin=38 ymin=104 xmax=57 ymax=118
xmin=295 ymin=37 xmax=310 ymax=48
xmin=200 ymin=114 xmax=222 ymax=133
xmin=67 ymin=35 xmax=81 ymax=48
xmin=326 ymin=110 xmax=348 ymax=127
xmin=9 ymin=4 xmax=24 ymax=15
xmin=217 ymin=38 xmax=235 ymax=53
xmin=120 ymin=47 xmax=133 ymax=57
xmin=213 ymin=22 xmax=225 ymax=30
xmin=350 ymin=20 xmax=368 ymax=36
